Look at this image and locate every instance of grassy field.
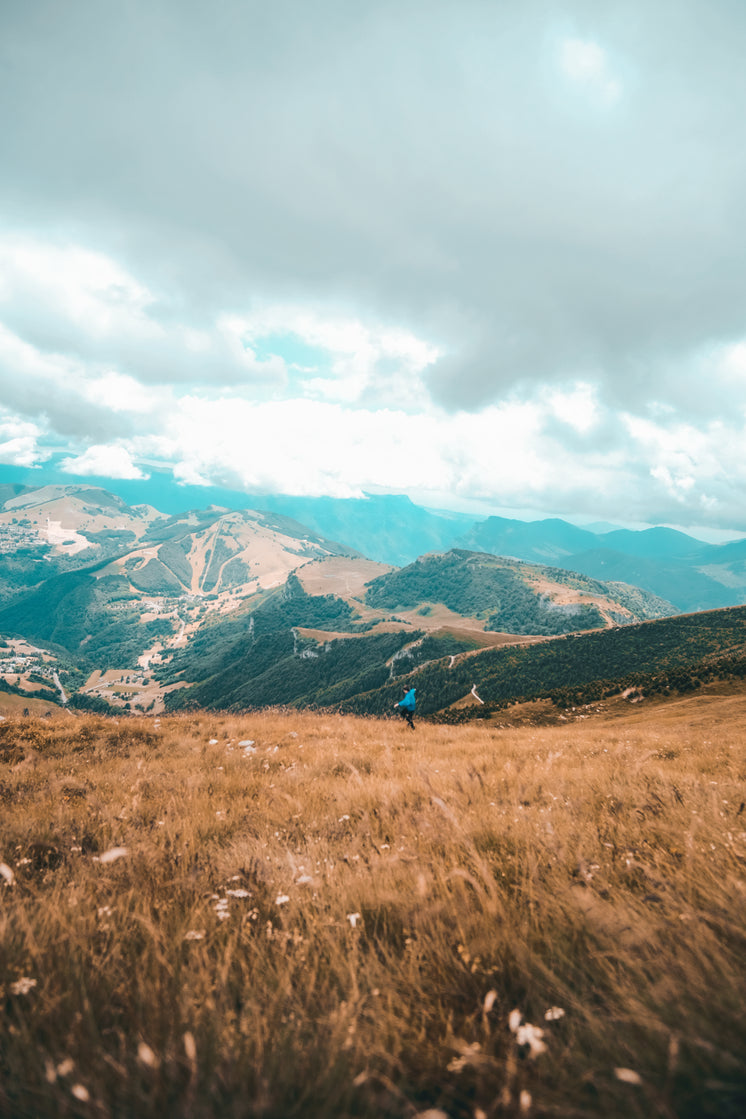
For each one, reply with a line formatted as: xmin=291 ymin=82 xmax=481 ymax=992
xmin=1 ymin=695 xmax=745 ymax=1118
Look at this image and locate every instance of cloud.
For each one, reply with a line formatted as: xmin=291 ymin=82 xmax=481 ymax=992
xmin=0 ymin=412 xmax=49 ymax=467
xmin=2 ymin=2 xmax=746 ymax=531
xmin=558 ymin=38 xmax=622 ymax=104
xmin=60 ymin=444 xmax=149 ymax=480
xmin=234 ymin=306 xmax=439 ymax=407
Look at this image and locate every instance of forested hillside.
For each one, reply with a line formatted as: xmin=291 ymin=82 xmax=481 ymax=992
xmin=364 ymin=550 xmax=674 ymax=634
xmin=340 ymin=605 xmax=746 ymax=719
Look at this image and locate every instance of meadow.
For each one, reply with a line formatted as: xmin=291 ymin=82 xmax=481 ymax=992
xmin=1 ymin=693 xmax=745 ymax=1118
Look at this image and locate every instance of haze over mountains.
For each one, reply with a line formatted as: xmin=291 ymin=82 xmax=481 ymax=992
xmin=1 ymin=477 xmax=746 ymax=720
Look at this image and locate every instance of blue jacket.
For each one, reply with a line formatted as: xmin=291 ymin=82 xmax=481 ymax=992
xmin=398 ymin=688 xmax=416 ymax=712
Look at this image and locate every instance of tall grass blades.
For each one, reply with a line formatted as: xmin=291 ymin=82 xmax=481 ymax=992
xmin=0 ymin=700 xmax=745 ymax=1117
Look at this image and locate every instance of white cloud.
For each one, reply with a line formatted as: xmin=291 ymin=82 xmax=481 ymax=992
xmin=0 ymin=235 xmax=158 ymax=340
xmin=83 ymin=371 xmax=165 ymax=413
xmin=235 ymin=306 xmax=440 ymax=408
xmin=150 ymin=393 xmax=614 ymax=510
xmin=0 ymin=322 xmax=78 ymax=386
xmin=546 ymin=382 xmax=600 ymax=432
xmin=162 ymin=396 xmax=451 ymax=497
xmin=558 ymin=38 xmax=621 ymax=105
xmin=60 ymin=445 xmax=149 ymax=480
xmin=0 ymin=412 xmax=48 ymax=467
xmin=622 ymin=413 xmax=737 ymax=509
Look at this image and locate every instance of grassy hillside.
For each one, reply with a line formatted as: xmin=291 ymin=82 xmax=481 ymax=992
xmin=0 ymin=702 xmax=744 ymax=1117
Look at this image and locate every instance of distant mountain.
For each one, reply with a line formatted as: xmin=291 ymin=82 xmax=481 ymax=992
xmin=0 ymin=464 xmax=470 ymax=565
xmin=598 ymin=525 xmax=705 ymax=559
xmin=5 ymin=467 xmax=745 ymax=613
xmin=248 ymin=493 xmax=470 ymax=566
xmin=561 ymin=548 xmax=736 ymax=614
xmin=458 ymin=516 xmax=599 ymax=562
xmin=363 ymin=549 xmax=673 ymax=635
xmin=0 ymin=485 xmax=356 ymax=669
xmin=458 ymin=515 xmax=746 ymax=613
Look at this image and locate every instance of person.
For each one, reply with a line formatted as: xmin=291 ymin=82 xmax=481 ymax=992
xmin=395 ymin=687 xmax=416 ymax=729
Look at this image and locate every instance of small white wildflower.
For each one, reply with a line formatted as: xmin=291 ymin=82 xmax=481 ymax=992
xmin=0 ymin=862 xmax=15 ymax=885
xmin=339 ymin=814 xmax=350 ymax=822
xmin=137 ymin=1041 xmax=159 ymax=1069
xmin=70 ymin=846 xmax=82 ymax=853
xmin=71 ymin=1084 xmax=90 ymax=1102
xmin=213 ymin=898 xmax=230 ymax=921
xmin=296 ymin=874 xmax=313 ymax=885
xmin=208 ymin=739 xmax=218 ymax=745
xmin=520 ymin=1089 xmax=532 ymax=1113
xmin=447 ymin=1042 xmax=483 ymax=1073
xmin=515 ymin=1023 xmax=547 ymax=1058
xmin=184 ymin=930 xmax=205 ymax=941
xmin=238 ymin=740 xmax=255 ymax=747
xmin=545 ymin=1006 xmax=565 ymax=1021
xmin=215 ymin=810 xmax=226 ymax=818
xmin=275 ymin=894 xmax=290 ymax=906
xmin=225 ymin=888 xmax=250 ymax=898
xmin=97 ymin=906 xmax=113 ymax=918
xmin=56 ymin=1058 xmax=75 ymax=1077
xmin=183 ymin=1031 xmax=197 ymax=1062
xmin=615 ymin=1068 xmax=643 ymax=1085
xmin=483 ymin=989 xmax=498 ymax=1014
xmin=16 ymin=857 xmax=31 ymax=866
xmin=508 ymin=1008 xmax=522 ymax=1033
xmin=95 ymin=846 xmax=129 ymax=864
xmin=347 ymin=912 xmax=361 ymax=929
xmin=10 ymin=977 xmax=37 ymax=996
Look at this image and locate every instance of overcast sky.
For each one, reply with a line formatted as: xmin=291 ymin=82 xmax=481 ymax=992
xmin=2 ymin=0 xmax=746 ymax=533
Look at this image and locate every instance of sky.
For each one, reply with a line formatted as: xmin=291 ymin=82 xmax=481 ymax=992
xmin=2 ymin=0 xmax=746 ymax=535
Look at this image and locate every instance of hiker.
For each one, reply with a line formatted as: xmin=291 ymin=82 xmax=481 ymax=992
xmin=395 ymin=687 xmax=416 ymax=729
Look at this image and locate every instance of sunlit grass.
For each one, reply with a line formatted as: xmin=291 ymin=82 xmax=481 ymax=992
xmin=1 ymin=704 xmax=745 ymax=1117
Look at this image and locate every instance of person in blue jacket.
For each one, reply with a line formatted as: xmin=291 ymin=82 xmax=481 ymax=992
xmin=395 ymin=687 xmax=416 ymax=729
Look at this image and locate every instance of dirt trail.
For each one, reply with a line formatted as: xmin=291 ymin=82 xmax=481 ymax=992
xmin=187 ymin=518 xmax=225 ymax=594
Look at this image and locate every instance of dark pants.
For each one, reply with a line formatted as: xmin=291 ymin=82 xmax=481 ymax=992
xmin=397 ymin=707 xmax=415 ymax=729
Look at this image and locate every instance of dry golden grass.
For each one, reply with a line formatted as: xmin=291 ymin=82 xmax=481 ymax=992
xmin=1 ymin=698 xmax=745 ymax=1118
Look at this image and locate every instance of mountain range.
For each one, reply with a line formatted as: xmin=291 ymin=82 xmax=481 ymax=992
xmin=1 ymin=478 xmax=746 ymax=719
